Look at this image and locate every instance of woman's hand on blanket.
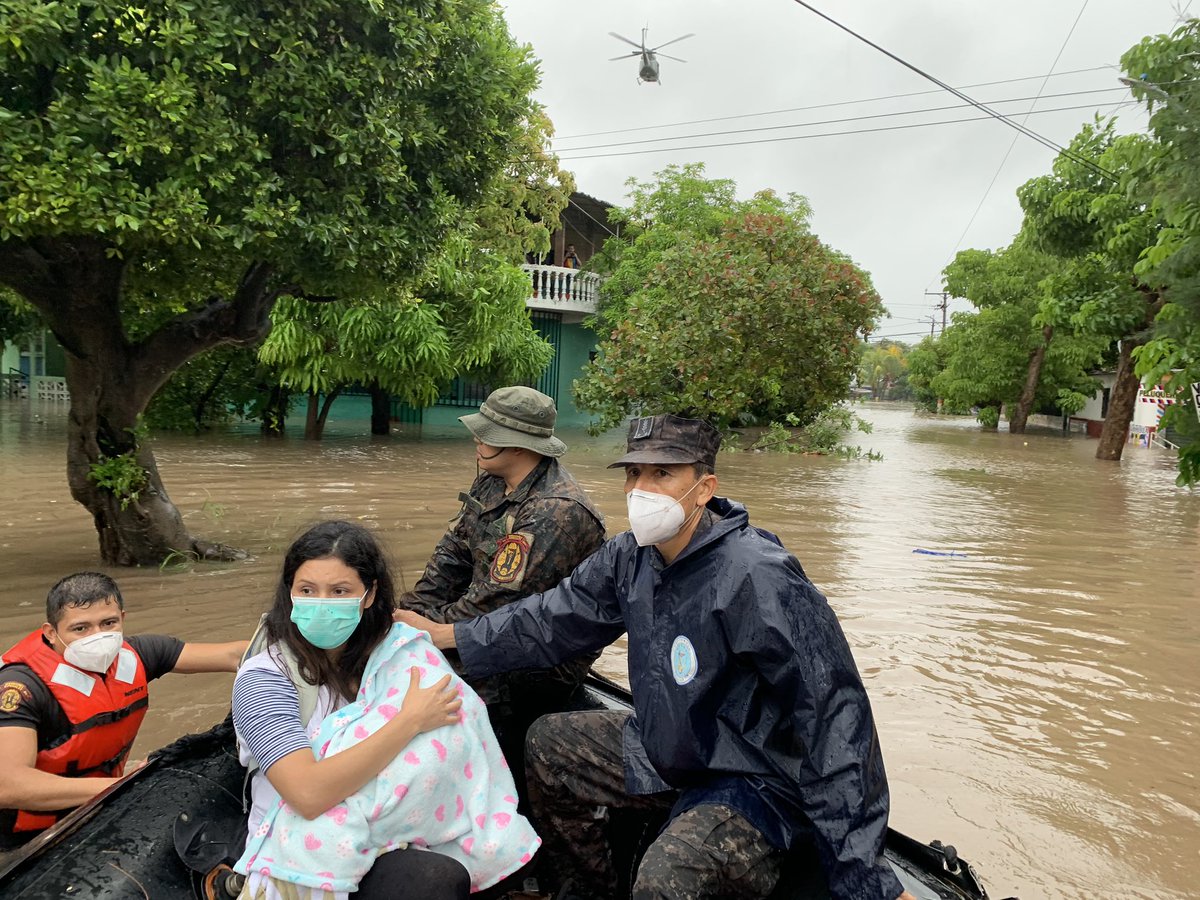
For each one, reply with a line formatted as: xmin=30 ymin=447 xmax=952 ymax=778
xmin=262 ymin=670 xmax=461 ymax=818
xmin=399 ymin=667 xmax=462 ymax=734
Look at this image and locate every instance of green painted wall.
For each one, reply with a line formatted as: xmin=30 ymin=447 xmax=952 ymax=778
xmin=0 ymin=340 xmax=18 ymax=375
xmin=303 ymin=318 xmax=600 ymax=432
xmin=554 ymin=321 xmax=596 ymax=425
xmin=1 ymin=330 xmax=67 ymax=380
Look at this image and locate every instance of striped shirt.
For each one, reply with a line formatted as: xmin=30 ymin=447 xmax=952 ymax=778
xmin=232 ymin=661 xmax=315 ymax=772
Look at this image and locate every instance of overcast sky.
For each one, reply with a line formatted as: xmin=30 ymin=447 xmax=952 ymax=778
xmin=498 ymin=0 xmax=1191 ymax=342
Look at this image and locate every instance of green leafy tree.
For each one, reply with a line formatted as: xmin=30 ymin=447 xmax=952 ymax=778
xmin=588 ymin=164 xmax=745 ymax=330
xmin=905 ymin=337 xmax=951 ymax=413
xmin=1016 ymin=120 xmax=1163 ymax=460
xmin=929 ymin=310 xmax=1023 ymax=428
xmin=260 ymin=110 xmax=571 ymax=440
xmin=143 ymin=345 xmax=267 ymax=433
xmin=1122 ymin=23 xmax=1200 ymax=485
xmin=941 ymin=242 xmax=1106 ymax=432
xmin=1 ymin=289 xmax=40 ymax=349
xmin=0 ymin=0 xmax=540 ymax=564
xmin=259 ymin=253 xmax=554 ymax=440
xmin=575 ymin=169 xmax=883 ymax=431
xmin=857 ymin=342 xmax=910 ymax=400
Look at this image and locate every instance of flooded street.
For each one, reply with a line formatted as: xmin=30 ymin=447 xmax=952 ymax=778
xmin=1 ymin=400 xmax=1196 ymax=898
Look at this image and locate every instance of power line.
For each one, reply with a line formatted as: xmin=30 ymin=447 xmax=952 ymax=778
xmin=927 ymin=0 xmax=1091 ymax=291
xmin=554 ymin=100 xmax=1134 ymax=162
xmin=788 ymin=0 xmax=1118 ymax=183
xmin=554 ymin=66 xmax=1116 ymax=141
xmin=553 ymin=87 xmax=1126 ymax=154
xmin=865 ymin=331 xmax=933 ymax=341
xmin=566 ymin=196 xmax=617 ymax=237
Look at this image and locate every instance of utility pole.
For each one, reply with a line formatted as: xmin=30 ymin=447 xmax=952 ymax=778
xmin=923 ymin=292 xmax=948 ymax=414
xmin=925 ymin=290 xmax=949 ymax=333
xmin=924 ymin=315 xmax=937 ymax=338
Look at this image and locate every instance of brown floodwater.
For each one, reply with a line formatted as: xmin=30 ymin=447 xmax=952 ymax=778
xmin=1 ymin=400 xmax=1196 ymax=898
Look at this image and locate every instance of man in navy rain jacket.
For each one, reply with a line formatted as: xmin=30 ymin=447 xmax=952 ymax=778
xmin=399 ymin=414 xmax=915 ymax=900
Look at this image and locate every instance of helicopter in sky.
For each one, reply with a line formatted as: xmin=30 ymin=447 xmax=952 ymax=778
xmin=609 ymin=28 xmax=694 ymax=84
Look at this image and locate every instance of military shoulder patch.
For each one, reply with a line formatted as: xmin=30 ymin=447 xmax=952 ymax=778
xmin=0 ymin=680 xmax=33 ymax=713
xmin=489 ymin=532 xmax=534 ymax=587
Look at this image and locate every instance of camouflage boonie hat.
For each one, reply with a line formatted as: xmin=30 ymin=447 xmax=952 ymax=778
xmin=459 ymin=386 xmax=567 ymax=457
xmin=607 ymin=414 xmax=721 ymax=470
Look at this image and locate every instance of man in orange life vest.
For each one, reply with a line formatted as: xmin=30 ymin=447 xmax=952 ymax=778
xmin=0 ymin=572 xmax=247 ymax=850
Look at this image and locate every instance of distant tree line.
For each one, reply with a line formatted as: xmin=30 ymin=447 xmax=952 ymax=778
xmin=902 ymin=19 xmax=1200 ymax=486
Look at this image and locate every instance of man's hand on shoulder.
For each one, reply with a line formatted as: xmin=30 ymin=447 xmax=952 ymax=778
xmin=394 ymin=610 xmax=457 ymax=650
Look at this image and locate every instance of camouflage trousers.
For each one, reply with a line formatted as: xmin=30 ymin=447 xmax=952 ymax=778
xmin=525 ymin=711 xmax=784 ymax=900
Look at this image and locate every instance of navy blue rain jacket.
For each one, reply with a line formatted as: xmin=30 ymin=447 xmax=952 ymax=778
xmin=456 ymin=497 xmax=904 ymax=900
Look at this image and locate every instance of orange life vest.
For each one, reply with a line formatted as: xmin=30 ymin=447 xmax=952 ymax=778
xmin=0 ymin=630 xmax=149 ymax=832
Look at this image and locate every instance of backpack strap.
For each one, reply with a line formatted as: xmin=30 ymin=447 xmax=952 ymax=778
xmin=274 ymin=643 xmax=320 ymax=729
xmin=241 ymin=614 xmax=271 ymax=665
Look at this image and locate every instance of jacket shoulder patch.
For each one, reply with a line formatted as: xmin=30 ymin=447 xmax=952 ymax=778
xmin=489 ymin=532 xmax=533 ymax=586
xmin=0 ymin=680 xmax=33 ymax=713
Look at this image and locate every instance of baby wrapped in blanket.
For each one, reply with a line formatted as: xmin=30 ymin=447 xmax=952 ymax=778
xmin=235 ymin=622 xmax=540 ymax=894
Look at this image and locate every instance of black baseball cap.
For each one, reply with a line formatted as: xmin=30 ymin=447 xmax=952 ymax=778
xmin=607 ymin=414 xmax=721 ymax=470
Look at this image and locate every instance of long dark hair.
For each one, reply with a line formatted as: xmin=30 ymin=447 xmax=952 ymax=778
xmin=265 ymin=520 xmax=396 ymax=702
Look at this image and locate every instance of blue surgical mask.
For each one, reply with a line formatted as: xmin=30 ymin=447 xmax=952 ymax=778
xmin=289 ymin=593 xmax=367 ymax=649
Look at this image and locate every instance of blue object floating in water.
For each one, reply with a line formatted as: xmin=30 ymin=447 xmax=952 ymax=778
xmin=913 ymin=548 xmax=967 ymax=557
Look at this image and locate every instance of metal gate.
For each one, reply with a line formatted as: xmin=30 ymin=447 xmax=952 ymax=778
xmin=529 ymin=310 xmax=562 ymax=404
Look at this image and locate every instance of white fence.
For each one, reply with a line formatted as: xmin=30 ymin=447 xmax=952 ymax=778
xmin=523 ymin=264 xmax=600 ymax=315
xmin=34 ymin=376 xmax=70 ymax=402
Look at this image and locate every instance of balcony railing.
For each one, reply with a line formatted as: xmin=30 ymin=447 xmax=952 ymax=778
xmin=522 ymin=264 xmax=600 ymax=315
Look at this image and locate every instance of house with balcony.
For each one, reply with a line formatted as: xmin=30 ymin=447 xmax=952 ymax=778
xmin=414 ymin=191 xmax=614 ymax=428
xmin=2 ymin=191 xmax=617 ymax=430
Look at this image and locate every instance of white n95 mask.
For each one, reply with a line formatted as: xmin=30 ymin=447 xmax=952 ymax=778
xmin=62 ymin=630 xmax=123 ymax=673
xmin=626 ymin=479 xmax=703 ymax=546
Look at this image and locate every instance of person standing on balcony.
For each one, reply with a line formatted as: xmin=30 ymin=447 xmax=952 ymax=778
xmin=560 ymin=244 xmax=582 ymax=300
xmin=398 ymin=386 xmax=605 ymax=769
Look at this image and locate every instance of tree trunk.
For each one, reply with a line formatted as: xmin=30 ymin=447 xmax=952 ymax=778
xmin=1096 ymin=339 xmax=1142 ymax=461
xmin=192 ymin=357 xmax=234 ymax=431
xmin=1 ymin=237 xmax=277 ymax=564
xmin=304 ymin=389 xmax=341 ymax=440
xmin=64 ymin=353 xmax=245 ymax=565
xmin=1009 ymin=325 xmax=1054 ymax=435
xmin=305 ymin=393 xmax=320 ymax=440
xmin=369 ymin=384 xmax=391 ymax=436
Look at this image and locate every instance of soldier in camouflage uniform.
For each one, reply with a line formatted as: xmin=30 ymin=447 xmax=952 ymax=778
xmin=399 ymin=414 xmax=915 ymax=900
xmin=523 ymin=710 xmax=784 ymax=900
xmin=399 ymin=386 xmax=605 ymax=731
